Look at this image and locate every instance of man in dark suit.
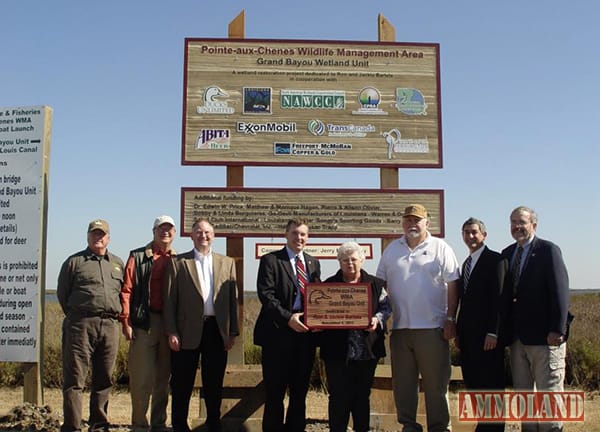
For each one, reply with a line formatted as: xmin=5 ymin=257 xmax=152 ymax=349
xmin=502 ymin=206 xmax=569 ymax=432
xmin=163 ymin=218 xmax=239 ymax=432
xmin=253 ymin=218 xmax=321 ymax=432
xmin=456 ymin=217 xmax=505 ymax=432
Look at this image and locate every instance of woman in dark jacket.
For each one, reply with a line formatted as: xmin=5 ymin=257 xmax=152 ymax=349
xmin=319 ymin=241 xmax=391 ymax=432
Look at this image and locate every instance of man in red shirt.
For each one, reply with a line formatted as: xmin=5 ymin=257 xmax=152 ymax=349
xmin=120 ymin=216 xmax=176 ymax=432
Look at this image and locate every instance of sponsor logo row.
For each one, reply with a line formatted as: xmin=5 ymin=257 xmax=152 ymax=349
xmin=196 ymin=86 xmax=428 ymax=116
xmin=197 ymin=124 xmax=429 ymax=159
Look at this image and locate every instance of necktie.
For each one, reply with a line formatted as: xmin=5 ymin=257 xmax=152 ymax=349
xmin=512 ymin=246 xmax=523 ymax=287
xmin=463 ymin=255 xmax=472 ymax=290
xmin=295 ymin=255 xmax=308 ymax=297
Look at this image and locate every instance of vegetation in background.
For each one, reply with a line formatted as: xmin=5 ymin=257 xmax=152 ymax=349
xmin=0 ymin=293 xmax=598 ymax=390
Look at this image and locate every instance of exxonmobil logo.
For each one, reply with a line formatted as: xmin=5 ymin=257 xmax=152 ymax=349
xmin=458 ymin=391 xmax=584 ymax=423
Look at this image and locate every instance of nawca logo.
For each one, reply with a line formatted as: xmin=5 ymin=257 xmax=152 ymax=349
xmin=196 ymin=86 xmax=235 ymax=114
xmin=307 ymin=119 xmax=325 ymax=136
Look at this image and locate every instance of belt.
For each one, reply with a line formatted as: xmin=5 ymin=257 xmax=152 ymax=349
xmin=203 ymin=315 xmax=216 ymax=321
xmin=70 ymin=310 xmax=119 ymax=320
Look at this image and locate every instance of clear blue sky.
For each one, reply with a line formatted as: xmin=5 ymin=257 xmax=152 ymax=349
xmin=3 ymin=1 xmax=599 ymax=290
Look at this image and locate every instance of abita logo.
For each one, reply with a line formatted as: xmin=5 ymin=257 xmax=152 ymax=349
xmin=307 ymin=119 xmax=325 ymax=136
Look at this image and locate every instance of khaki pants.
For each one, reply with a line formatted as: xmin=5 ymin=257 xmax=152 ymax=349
xmin=128 ymin=312 xmax=171 ymax=431
xmin=511 ymin=339 xmax=566 ymax=432
xmin=61 ymin=315 xmax=120 ymax=432
xmin=390 ymin=328 xmax=451 ymax=432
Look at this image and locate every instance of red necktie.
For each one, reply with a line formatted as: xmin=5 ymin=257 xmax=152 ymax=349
xmin=295 ymin=255 xmax=308 ymax=297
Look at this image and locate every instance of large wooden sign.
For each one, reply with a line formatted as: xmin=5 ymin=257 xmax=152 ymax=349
xmin=181 ymin=187 xmax=444 ymax=237
xmin=182 ymin=38 xmax=441 ymax=168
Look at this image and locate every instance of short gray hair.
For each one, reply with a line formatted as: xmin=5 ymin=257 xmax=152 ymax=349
xmin=511 ymin=206 xmax=538 ymax=224
xmin=462 ymin=217 xmax=487 ymax=234
xmin=337 ymin=241 xmax=365 ymax=261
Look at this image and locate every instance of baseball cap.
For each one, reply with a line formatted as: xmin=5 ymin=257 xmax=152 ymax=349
xmin=87 ymin=219 xmax=110 ymax=234
xmin=402 ymin=204 xmax=428 ymax=219
xmin=153 ymin=215 xmax=175 ymax=229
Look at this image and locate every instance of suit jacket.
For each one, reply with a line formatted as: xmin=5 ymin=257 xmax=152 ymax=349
xmin=501 ymin=236 xmax=569 ymax=345
xmin=457 ymin=246 xmax=506 ymax=347
xmin=162 ymin=249 xmax=239 ymax=350
xmin=253 ymin=247 xmax=321 ymax=346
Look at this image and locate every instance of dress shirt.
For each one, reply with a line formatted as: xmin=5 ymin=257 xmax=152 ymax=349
xmin=466 ymin=244 xmax=485 ymax=274
xmin=512 ymin=235 xmax=534 ymax=274
xmin=149 ymin=244 xmax=174 ymax=311
xmin=194 ymin=248 xmax=215 ymax=316
xmin=286 ymin=247 xmax=305 ymax=312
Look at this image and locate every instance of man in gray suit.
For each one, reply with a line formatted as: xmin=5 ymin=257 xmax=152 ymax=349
xmin=163 ymin=217 xmax=239 ymax=432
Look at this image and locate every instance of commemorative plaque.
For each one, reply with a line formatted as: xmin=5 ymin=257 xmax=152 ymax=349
xmin=305 ymin=283 xmax=372 ymax=329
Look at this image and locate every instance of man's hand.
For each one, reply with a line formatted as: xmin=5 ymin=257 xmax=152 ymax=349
xmin=443 ymin=319 xmax=456 ymax=341
xmin=483 ymin=334 xmax=498 ymax=351
xmin=288 ymin=312 xmax=309 ymax=333
xmin=168 ymin=334 xmax=181 ymax=352
xmin=122 ymin=324 xmax=134 ymax=341
xmin=224 ymin=335 xmax=237 ymax=351
xmin=547 ymin=331 xmax=564 ymax=346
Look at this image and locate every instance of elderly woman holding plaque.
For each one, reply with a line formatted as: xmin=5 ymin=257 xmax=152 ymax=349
xmin=319 ymin=241 xmax=391 ymax=432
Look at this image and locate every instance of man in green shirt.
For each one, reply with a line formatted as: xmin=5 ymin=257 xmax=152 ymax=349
xmin=57 ymin=219 xmax=124 ymax=432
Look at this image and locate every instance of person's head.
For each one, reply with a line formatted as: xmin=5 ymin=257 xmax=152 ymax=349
xmin=510 ymin=206 xmax=537 ymax=246
xmin=191 ymin=217 xmax=214 ymax=252
xmin=401 ymin=204 xmax=429 ymax=246
xmin=87 ymin=219 xmax=110 ymax=255
xmin=152 ymin=215 xmax=176 ymax=250
xmin=461 ymin=217 xmax=487 ymax=253
xmin=337 ymin=241 xmax=365 ymax=282
xmin=285 ymin=218 xmax=309 ymax=254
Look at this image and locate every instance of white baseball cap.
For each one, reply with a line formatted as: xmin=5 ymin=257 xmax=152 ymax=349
xmin=153 ymin=215 xmax=175 ymax=229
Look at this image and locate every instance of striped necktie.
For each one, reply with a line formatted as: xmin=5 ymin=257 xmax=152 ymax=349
xmin=512 ymin=246 xmax=523 ymax=287
xmin=295 ymin=255 xmax=308 ymax=296
xmin=463 ymin=255 xmax=472 ymax=290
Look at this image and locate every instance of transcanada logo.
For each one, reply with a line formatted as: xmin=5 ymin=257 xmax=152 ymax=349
xmin=237 ymin=122 xmax=297 ymax=135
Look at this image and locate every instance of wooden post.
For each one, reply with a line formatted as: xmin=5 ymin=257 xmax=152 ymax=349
xmin=228 ymin=10 xmax=245 ymax=39
xmin=226 ymin=12 xmax=245 ymax=365
xmin=22 ymin=111 xmax=52 ymax=405
xmin=378 ymin=15 xmax=398 ymax=253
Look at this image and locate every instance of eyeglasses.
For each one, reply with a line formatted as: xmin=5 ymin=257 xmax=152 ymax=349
xmin=340 ymin=257 xmax=361 ymax=264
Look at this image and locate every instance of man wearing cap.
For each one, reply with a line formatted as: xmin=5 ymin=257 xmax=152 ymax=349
xmin=163 ymin=217 xmax=239 ymax=432
xmin=120 ymin=216 xmax=176 ymax=432
xmin=376 ymin=204 xmax=460 ymax=432
xmin=57 ymin=219 xmax=125 ymax=432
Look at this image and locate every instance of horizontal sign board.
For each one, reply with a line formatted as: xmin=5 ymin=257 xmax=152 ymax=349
xmin=183 ymin=38 xmax=441 ymax=168
xmin=255 ymin=243 xmax=373 ymax=259
xmin=181 ymin=187 xmax=444 ymax=238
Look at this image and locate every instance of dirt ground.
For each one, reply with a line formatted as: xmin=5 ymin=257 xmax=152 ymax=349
xmin=0 ymin=387 xmax=329 ymax=431
xmin=1 ymin=387 xmax=598 ymax=431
